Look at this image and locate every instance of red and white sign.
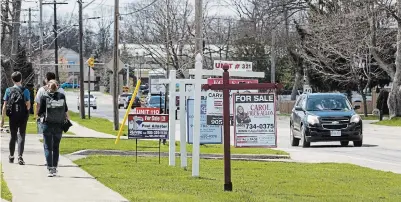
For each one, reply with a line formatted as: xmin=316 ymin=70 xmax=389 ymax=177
xmin=207 ymin=78 xmax=258 ymax=85
xmin=132 ymin=107 xmax=160 ymax=115
xmin=213 ymin=60 xmax=253 ymax=72
xmin=128 ymin=114 xmax=169 ymax=139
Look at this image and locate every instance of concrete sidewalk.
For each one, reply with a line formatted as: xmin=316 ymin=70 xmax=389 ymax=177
xmin=1 ymin=133 xmax=129 ymax=202
xmin=65 ymin=120 xmax=124 ymax=139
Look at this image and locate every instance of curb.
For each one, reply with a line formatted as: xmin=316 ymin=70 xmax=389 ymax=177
xmin=69 ymin=149 xmax=291 ymax=160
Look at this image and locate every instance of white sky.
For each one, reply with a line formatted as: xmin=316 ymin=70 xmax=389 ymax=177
xmin=20 ymin=0 xmax=236 ymax=29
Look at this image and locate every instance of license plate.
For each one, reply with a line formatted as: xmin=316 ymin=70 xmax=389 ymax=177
xmin=330 ymin=130 xmax=341 ymax=136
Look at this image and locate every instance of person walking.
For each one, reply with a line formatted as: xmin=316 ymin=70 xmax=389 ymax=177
xmin=35 ymin=72 xmax=65 ymax=112
xmin=1 ymin=71 xmax=31 ymax=165
xmin=37 ymin=80 xmax=69 ymax=177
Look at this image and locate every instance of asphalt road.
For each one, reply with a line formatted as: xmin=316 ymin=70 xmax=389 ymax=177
xmin=65 ymin=91 xmax=401 ymax=174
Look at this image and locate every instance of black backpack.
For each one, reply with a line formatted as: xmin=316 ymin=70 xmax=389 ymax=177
xmin=6 ymin=87 xmax=28 ymax=121
xmin=44 ymin=92 xmax=66 ymax=124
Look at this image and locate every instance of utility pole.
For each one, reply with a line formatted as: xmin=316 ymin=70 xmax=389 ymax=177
xmin=39 ymin=0 xmax=44 ymax=85
xmin=28 ymin=8 xmax=32 ymax=63
xmin=194 ymin=0 xmax=203 ymax=56
xmin=113 ymin=0 xmax=120 ymax=130
xmin=165 ymin=0 xmax=170 ymax=117
xmin=43 ymin=1 xmax=68 ymax=83
xmin=78 ymin=0 xmax=85 ymax=119
xmin=271 ymin=30 xmax=276 ymax=83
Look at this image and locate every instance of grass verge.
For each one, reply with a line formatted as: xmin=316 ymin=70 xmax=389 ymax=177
xmin=1 ymin=164 xmax=12 ymax=201
xmin=58 ymin=137 xmax=288 ymax=155
xmin=75 ymin=156 xmax=401 ymax=202
xmin=372 ymin=117 xmax=401 ymax=127
xmin=69 ymin=111 xmax=126 ymax=136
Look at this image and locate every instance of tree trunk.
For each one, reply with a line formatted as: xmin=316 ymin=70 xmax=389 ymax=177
xmin=389 ymin=0 xmax=401 ymax=118
xmin=387 ymin=77 xmax=401 ymax=118
xmin=291 ymin=70 xmax=301 ymax=100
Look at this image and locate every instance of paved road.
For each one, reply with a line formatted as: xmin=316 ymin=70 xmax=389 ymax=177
xmin=65 ymin=91 xmax=401 ymax=174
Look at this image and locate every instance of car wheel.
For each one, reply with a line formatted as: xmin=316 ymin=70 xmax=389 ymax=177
xmin=301 ymin=124 xmax=311 ymax=148
xmin=124 ymin=103 xmax=128 ymax=109
xmin=340 ymin=141 xmax=349 ymax=147
xmin=93 ymin=107 xmax=97 ymax=110
xmin=290 ymin=123 xmax=300 ymax=146
xmin=353 ymin=140 xmax=363 ymax=147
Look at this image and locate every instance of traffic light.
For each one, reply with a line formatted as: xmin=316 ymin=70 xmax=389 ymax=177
xmin=88 ymin=57 xmax=95 ymax=68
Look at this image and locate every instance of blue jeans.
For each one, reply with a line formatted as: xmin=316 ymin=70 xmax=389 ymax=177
xmin=42 ymin=125 xmax=62 ymax=169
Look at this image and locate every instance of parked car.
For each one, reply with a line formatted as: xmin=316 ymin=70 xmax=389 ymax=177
xmin=146 ymin=95 xmax=168 ymax=113
xmin=290 ymin=93 xmax=362 ymax=148
xmin=77 ymin=94 xmax=97 ymax=110
xmin=61 ymin=82 xmax=80 ymax=89
xmin=124 ymin=96 xmax=141 ymax=109
xmin=118 ymin=93 xmax=132 ymax=109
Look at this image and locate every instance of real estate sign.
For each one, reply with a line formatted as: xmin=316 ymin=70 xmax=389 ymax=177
xmin=233 ymin=93 xmax=277 ymax=148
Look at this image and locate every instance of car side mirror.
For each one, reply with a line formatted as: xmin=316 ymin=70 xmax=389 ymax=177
xmin=295 ymin=106 xmax=303 ymax=111
xmin=354 ymin=105 xmax=360 ymax=110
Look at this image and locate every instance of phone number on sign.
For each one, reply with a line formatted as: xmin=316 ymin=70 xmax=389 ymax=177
xmin=244 ymin=124 xmax=274 ymax=130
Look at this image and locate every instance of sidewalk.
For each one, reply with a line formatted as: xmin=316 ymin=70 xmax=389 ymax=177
xmin=65 ymin=120 xmax=126 ymax=139
xmin=1 ymin=133 xmax=129 ymax=202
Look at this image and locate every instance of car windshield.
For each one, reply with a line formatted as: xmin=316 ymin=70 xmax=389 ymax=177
xmin=149 ymin=97 xmax=165 ymax=105
xmin=84 ymin=95 xmax=94 ymax=98
xmin=306 ymin=96 xmax=351 ymax=111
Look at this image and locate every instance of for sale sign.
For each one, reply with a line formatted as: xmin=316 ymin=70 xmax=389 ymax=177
xmin=128 ymin=114 xmax=169 ymax=139
xmin=233 ymin=93 xmax=277 ymax=148
xmin=187 ymin=98 xmax=222 ymax=144
xmin=206 ymin=79 xmax=258 ymax=117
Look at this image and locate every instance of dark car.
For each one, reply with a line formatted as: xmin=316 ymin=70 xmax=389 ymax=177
xmin=124 ymin=96 xmax=141 ymax=109
xmin=290 ymin=93 xmax=363 ymax=148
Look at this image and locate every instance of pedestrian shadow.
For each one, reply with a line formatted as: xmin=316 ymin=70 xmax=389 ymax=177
xmin=23 ymin=164 xmax=80 ymax=168
xmin=56 ymin=176 xmax=95 ymax=180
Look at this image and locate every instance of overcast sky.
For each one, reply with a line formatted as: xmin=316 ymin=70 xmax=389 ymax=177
xmin=20 ymin=0 xmax=236 ymax=28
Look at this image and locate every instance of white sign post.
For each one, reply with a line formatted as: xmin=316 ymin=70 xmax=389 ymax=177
xmin=188 ymin=58 xmax=265 ymax=177
xmin=155 ymin=71 xmax=176 ymax=166
xmin=177 ymin=78 xmax=207 ymax=169
xmin=158 ymin=69 xmax=208 ymax=169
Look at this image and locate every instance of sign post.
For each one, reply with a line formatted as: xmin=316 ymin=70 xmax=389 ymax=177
xmin=155 ymin=70 xmax=177 ymax=166
xmin=201 ymin=64 xmax=282 ymax=191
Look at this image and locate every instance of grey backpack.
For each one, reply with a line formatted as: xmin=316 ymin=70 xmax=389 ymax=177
xmin=44 ymin=92 xmax=66 ymax=124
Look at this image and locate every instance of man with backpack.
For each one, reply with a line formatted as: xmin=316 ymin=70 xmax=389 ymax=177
xmin=1 ymin=71 xmax=31 ymax=165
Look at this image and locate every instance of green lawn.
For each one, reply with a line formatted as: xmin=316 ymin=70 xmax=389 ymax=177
xmin=69 ymin=111 xmax=126 ymax=136
xmin=75 ymin=156 xmax=401 ymax=202
xmin=1 ymin=164 xmax=12 ymax=201
xmin=58 ymin=137 xmax=288 ymax=155
xmin=372 ymin=117 xmax=401 ymax=127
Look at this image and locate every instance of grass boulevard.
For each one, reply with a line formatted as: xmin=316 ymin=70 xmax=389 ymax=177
xmin=74 ymin=156 xmax=401 ymax=202
xmin=25 ymin=111 xmax=400 ymax=201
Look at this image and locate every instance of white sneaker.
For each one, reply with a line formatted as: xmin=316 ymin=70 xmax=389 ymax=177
xmin=47 ymin=169 xmax=54 ymax=177
xmin=52 ymin=168 xmax=58 ymax=177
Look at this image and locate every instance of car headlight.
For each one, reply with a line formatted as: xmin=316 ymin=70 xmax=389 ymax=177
xmin=350 ymin=114 xmax=361 ymax=123
xmin=307 ymin=115 xmax=320 ymax=125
